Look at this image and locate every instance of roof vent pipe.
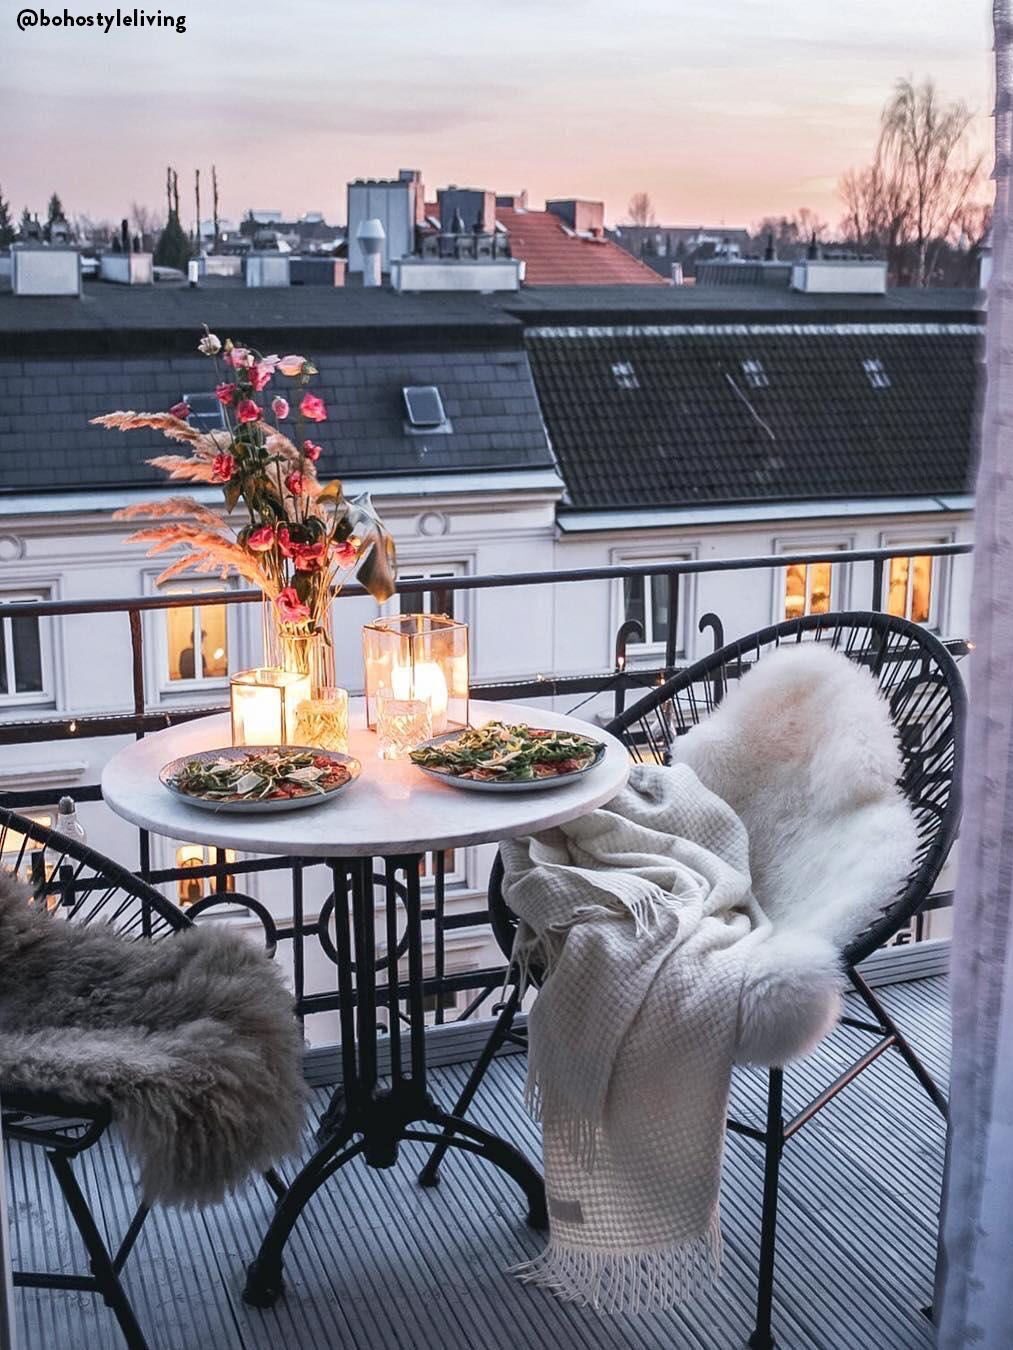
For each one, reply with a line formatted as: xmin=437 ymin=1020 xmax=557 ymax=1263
xmin=357 ymin=218 xmax=386 ymax=288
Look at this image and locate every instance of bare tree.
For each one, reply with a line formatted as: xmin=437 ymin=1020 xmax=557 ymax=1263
xmin=627 ymin=192 xmax=656 ymax=227
xmin=194 ymin=167 xmax=201 ymax=249
xmin=881 ymin=77 xmax=984 ymax=284
xmin=130 ymin=202 xmax=162 ymax=246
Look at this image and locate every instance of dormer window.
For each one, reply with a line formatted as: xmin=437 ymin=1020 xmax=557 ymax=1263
xmin=611 ymin=361 xmax=640 ymax=390
xmin=741 ymin=359 xmax=769 ymax=389
xmin=863 ymin=358 xmax=891 ymax=389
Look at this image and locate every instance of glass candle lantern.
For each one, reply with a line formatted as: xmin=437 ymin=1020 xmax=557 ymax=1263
xmin=230 ymin=667 xmax=311 ymax=746
xmin=362 ymin=614 xmax=469 ymax=736
xmin=293 ymin=686 xmax=350 ymax=753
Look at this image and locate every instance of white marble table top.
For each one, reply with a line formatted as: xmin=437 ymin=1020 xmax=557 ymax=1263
xmin=100 ymin=699 xmax=630 ymax=858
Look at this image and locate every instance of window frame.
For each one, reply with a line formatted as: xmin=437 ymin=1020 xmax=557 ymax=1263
xmin=0 ymin=585 xmax=58 ymax=711
xmin=772 ymin=536 xmax=852 ymax=625
xmin=879 ymin=530 xmax=952 ymax=632
xmin=610 ymin=546 xmax=696 ymax=663
xmin=143 ymin=572 xmax=243 ymax=704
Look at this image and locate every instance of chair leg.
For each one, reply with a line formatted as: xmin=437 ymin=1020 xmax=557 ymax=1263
xmin=418 ymin=984 xmax=523 ymax=1188
xmin=849 ymin=968 xmax=948 ymax=1118
xmin=748 ymin=1068 xmax=784 ymax=1350
xmin=47 ymin=1152 xmax=150 ymax=1350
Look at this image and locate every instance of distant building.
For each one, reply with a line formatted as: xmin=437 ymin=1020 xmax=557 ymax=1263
xmin=345 ymin=170 xmax=662 ymax=286
xmin=612 ymin=224 xmax=752 ymax=278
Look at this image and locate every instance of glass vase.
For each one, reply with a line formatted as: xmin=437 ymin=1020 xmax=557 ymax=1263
xmin=262 ymin=594 xmax=336 ymax=696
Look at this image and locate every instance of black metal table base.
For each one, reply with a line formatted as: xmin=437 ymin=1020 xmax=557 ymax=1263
xmin=242 ymin=854 xmax=546 ymax=1310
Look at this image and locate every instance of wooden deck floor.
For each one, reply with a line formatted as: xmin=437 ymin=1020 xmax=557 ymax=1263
xmin=7 ymin=976 xmax=949 ymax=1350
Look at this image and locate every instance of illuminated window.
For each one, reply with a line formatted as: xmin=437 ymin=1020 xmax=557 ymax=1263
xmin=1 ymin=807 xmax=55 ymax=878
xmin=418 ymin=849 xmax=457 ymax=879
xmin=887 ymin=555 xmax=934 ymax=625
xmin=784 ymin=561 xmax=833 ymax=619
xmin=162 ymin=588 xmax=229 ymax=683
xmin=174 ymin=844 xmax=237 ymax=907
xmin=0 ymin=592 xmax=53 ymax=705
xmin=183 ymin=392 xmax=227 ymax=432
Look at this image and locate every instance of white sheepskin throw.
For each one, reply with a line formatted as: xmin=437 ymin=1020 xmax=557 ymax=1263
xmin=0 ymin=874 xmax=307 ymax=1207
xmin=502 ymin=644 xmax=917 ymax=1313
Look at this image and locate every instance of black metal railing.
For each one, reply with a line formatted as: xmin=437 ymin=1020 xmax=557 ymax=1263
xmin=0 ymin=542 xmax=972 ymax=1026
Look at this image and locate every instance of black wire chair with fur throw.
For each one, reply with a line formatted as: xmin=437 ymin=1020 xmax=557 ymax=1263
xmin=419 ymin=611 xmax=965 ymax=1350
xmin=0 ymin=809 xmax=290 ymax=1350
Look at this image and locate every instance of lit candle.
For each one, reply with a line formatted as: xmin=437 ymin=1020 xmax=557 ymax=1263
xmin=230 ymin=668 xmax=312 ymax=746
xmin=391 ymin=660 xmax=450 ymax=733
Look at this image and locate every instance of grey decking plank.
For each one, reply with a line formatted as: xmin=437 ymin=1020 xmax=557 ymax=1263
xmin=8 ymin=975 xmax=950 ymax=1350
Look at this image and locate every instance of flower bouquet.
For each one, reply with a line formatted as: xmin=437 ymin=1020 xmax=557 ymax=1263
xmin=92 ymin=329 xmax=397 ymax=691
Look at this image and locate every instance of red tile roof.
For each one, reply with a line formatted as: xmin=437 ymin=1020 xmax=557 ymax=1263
xmin=495 ymin=207 xmax=666 ymax=286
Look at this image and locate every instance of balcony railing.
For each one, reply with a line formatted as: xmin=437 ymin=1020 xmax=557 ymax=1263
xmin=0 ymin=542 xmax=972 ymax=1033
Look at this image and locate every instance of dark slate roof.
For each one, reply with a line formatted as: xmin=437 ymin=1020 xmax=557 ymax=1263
xmin=524 ymin=324 xmax=981 ymax=511
xmin=0 ymin=348 xmax=554 ymax=492
xmin=0 ymin=281 xmax=982 ymax=502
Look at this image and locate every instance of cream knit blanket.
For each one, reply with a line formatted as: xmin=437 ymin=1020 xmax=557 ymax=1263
xmin=502 ymin=644 xmax=918 ymax=1313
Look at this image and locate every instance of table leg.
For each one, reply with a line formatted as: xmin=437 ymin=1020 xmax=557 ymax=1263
xmin=244 ymin=852 xmax=544 ymax=1309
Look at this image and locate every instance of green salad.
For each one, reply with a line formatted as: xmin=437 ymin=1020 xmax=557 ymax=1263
xmin=409 ymin=722 xmax=601 ymax=783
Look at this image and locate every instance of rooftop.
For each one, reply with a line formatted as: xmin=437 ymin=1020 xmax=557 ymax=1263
xmin=8 ymin=973 xmax=948 ymax=1349
xmin=494 ymin=208 xmax=666 ymax=286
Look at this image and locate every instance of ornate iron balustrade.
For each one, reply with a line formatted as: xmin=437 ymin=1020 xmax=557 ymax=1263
xmin=0 ymin=543 xmax=972 ymax=1028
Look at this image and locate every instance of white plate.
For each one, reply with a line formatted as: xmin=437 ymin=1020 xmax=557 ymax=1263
xmin=411 ymin=731 xmax=606 ymax=794
xmin=159 ymin=746 xmax=361 ymax=814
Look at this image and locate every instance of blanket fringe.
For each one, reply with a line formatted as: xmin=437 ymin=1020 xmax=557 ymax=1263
xmin=524 ymin=1076 xmax=601 ymax=1170
xmin=511 ymin=1218 xmax=723 ymax=1315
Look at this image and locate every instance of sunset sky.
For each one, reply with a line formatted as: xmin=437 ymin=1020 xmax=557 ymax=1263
xmin=1 ymin=0 xmax=993 ymax=232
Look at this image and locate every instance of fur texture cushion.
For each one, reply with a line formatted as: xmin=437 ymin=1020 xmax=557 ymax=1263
xmin=672 ymin=641 xmax=919 ymax=1064
xmin=0 ymin=874 xmax=307 ymax=1206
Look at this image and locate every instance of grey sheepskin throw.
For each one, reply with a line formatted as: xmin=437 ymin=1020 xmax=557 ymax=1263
xmin=0 ymin=878 xmax=307 ymax=1207
xmin=502 ymin=644 xmax=918 ymax=1313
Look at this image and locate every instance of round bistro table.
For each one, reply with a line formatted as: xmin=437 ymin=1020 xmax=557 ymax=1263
xmin=101 ymin=699 xmax=629 ymax=1307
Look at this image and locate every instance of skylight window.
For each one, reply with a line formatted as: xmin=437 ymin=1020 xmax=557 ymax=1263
xmin=183 ymin=392 xmax=226 ymax=432
xmin=611 ymin=361 xmax=640 ymax=390
xmin=403 ymin=385 xmax=451 ymax=435
xmin=863 ymin=358 xmax=891 ymax=389
xmin=741 ymin=359 xmax=769 ymax=389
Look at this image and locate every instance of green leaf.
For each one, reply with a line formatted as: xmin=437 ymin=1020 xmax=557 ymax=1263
xmin=223 ymin=479 xmax=242 ymax=513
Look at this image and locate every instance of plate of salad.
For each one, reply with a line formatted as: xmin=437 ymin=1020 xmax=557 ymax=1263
xmin=409 ymin=722 xmax=605 ymax=793
xmin=160 ymin=746 xmax=360 ymax=813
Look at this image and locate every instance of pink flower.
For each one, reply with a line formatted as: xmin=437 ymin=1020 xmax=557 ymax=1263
xmin=299 ymin=392 xmax=327 ymax=422
xmin=278 ymin=355 xmax=307 ymax=377
xmin=250 ymin=358 xmax=279 ymax=391
xmin=271 ymin=396 xmax=290 ymax=420
xmin=169 ymin=400 xmax=191 ymax=420
xmin=302 ymin=439 xmax=322 ymax=462
xmin=275 ymin=587 xmax=310 ymax=623
xmin=331 ymin=539 xmax=358 ymax=568
xmin=215 ymin=382 xmax=234 ymax=405
xmin=284 ymin=470 xmax=306 ymax=496
xmin=291 ymin=541 xmax=328 ymax=572
xmin=226 ymin=347 xmax=253 ymax=369
xmin=247 ymin=523 xmax=276 ymax=552
xmin=212 ymin=452 xmax=235 ymax=483
xmin=236 ymin=399 xmax=262 ymax=424
xmin=276 ymin=525 xmax=293 ymax=558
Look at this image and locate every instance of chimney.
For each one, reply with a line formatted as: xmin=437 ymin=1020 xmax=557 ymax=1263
xmin=357 ymin=218 xmax=386 ymax=287
xmin=546 ymin=200 xmax=605 ymax=237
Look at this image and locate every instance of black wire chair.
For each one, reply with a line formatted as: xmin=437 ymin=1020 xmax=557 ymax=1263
xmin=420 ymin=611 xmax=965 ymax=1350
xmin=0 ymin=807 xmax=285 ymax=1350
